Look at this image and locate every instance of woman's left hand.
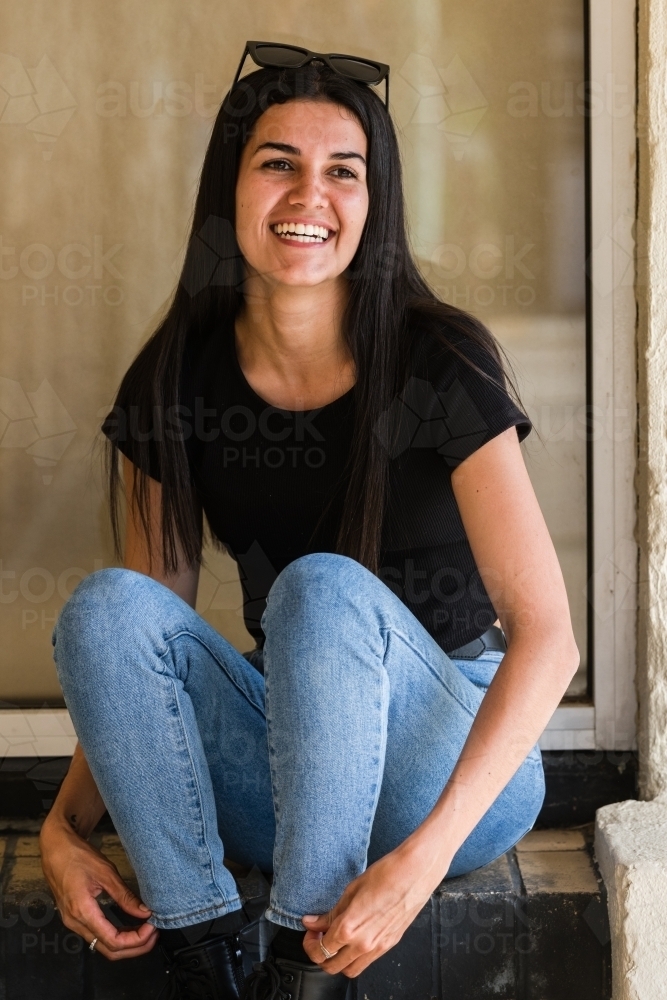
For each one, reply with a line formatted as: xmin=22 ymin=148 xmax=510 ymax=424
xmin=301 ymin=838 xmax=450 ymax=977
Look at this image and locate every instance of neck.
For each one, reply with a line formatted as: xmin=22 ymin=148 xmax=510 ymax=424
xmin=235 ymin=275 xmax=356 ymax=410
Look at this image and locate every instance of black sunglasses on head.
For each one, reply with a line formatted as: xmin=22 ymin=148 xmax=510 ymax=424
xmin=232 ymin=41 xmax=390 ymax=109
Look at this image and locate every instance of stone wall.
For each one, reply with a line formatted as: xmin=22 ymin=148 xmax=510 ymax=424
xmin=636 ymin=0 xmax=667 ymax=799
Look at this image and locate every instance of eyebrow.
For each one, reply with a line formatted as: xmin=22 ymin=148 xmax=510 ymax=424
xmin=254 ymin=141 xmax=366 ymax=165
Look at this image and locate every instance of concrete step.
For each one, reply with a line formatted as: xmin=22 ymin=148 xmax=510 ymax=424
xmin=0 ymin=823 xmax=610 ymax=999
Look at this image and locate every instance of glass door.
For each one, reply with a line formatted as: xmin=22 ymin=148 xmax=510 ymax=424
xmin=393 ymin=0 xmax=589 ymax=697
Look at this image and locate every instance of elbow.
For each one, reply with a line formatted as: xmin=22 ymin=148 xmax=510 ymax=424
xmin=561 ymin=632 xmax=581 ymax=681
xmin=507 ymin=619 xmax=580 ymax=683
xmin=546 ymin=626 xmax=580 ymax=686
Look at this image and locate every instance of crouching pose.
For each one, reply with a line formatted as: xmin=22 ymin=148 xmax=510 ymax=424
xmin=40 ymin=42 xmax=579 ymax=1000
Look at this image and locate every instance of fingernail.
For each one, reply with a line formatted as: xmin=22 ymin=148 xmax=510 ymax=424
xmin=139 ymin=903 xmax=151 ymax=912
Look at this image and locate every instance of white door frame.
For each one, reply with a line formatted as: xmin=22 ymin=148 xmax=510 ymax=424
xmin=542 ymin=0 xmax=638 ymax=751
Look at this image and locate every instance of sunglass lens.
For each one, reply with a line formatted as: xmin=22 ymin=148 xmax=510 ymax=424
xmin=328 ymin=57 xmax=382 ymax=83
xmin=254 ymin=45 xmax=308 ymax=67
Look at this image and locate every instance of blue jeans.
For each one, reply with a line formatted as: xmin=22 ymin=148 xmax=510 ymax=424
xmin=51 ymin=553 xmax=544 ymax=931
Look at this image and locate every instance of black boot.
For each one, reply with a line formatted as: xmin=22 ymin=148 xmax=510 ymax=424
xmin=243 ymin=954 xmax=348 ymax=1000
xmin=158 ymin=933 xmax=246 ymax=999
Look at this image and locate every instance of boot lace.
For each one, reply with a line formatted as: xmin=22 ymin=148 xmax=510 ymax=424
xmin=243 ymin=956 xmax=292 ymax=1000
xmin=156 ymin=949 xmax=218 ymax=1000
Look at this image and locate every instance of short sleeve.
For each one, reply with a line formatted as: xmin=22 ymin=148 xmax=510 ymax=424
xmin=101 ymin=338 xmax=201 ymax=483
xmin=101 ymin=400 xmax=163 ymax=482
xmin=376 ymin=327 xmax=531 ymax=468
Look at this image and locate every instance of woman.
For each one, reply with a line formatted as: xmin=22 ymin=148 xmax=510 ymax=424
xmin=40 ymin=47 xmax=579 ymax=1000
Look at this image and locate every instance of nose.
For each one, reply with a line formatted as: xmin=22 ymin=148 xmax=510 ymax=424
xmin=287 ymin=169 xmax=329 ymax=211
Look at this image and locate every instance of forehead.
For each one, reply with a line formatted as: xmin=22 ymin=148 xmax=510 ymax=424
xmin=248 ymin=99 xmax=367 ymax=156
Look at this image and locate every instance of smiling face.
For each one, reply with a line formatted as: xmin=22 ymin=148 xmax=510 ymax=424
xmin=235 ymin=99 xmax=369 ymax=289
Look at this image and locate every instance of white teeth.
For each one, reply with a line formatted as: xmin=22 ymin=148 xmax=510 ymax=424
xmin=272 ymin=223 xmax=331 ymax=243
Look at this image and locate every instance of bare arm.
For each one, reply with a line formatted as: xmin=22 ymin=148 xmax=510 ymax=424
xmin=304 ymin=426 xmax=579 ymax=975
xmin=123 ymin=455 xmax=202 ymax=605
xmin=47 ymin=457 xmax=202 ymax=834
xmin=405 ymin=425 xmax=578 ymax=857
xmin=40 ymin=458 xmax=202 ymax=958
xmin=46 ymin=743 xmax=109 ymax=840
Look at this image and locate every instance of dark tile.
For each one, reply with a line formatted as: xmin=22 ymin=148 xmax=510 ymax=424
xmin=356 ymin=900 xmax=435 ymax=1000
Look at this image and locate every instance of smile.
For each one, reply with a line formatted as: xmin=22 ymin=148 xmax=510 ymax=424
xmin=270 ymin=222 xmax=332 ymax=244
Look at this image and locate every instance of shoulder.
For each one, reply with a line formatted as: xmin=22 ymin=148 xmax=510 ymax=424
xmin=385 ymin=306 xmax=531 ymax=467
xmin=406 ymin=308 xmax=506 ymax=391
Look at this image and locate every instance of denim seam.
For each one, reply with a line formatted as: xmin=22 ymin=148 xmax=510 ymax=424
xmin=263 ymin=662 xmax=283 ymax=834
xmin=160 ymin=629 xmax=265 ymax=718
xmin=263 ymin=904 xmax=310 ymax=930
xmin=358 ymin=665 xmax=390 ymax=868
xmin=149 ymin=898 xmax=244 ymax=929
xmin=163 ymin=673 xmax=239 ymax=910
xmin=380 ymin=626 xmax=479 ymax=718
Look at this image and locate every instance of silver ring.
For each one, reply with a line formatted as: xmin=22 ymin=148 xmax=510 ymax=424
xmin=89 ymin=937 xmax=98 ymax=952
xmin=320 ymin=940 xmax=336 ymax=960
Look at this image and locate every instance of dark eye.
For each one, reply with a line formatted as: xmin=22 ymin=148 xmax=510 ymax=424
xmin=262 ymin=158 xmax=294 ymax=171
xmin=330 ymin=166 xmax=356 ymax=178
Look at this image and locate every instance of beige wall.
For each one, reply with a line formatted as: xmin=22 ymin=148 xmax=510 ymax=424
xmin=637 ymin=0 xmax=667 ymax=798
xmin=0 ymin=1 xmax=587 ymax=703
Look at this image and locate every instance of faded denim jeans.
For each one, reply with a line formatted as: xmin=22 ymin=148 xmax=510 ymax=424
xmin=51 ymin=552 xmax=544 ymax=931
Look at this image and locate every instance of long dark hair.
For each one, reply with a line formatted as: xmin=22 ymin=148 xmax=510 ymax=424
xmin=105 ymin=61 xmax=518 ymax=576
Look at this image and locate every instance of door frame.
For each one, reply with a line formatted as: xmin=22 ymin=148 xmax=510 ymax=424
xmin=542 ymin=0 xmax=637 ymax=751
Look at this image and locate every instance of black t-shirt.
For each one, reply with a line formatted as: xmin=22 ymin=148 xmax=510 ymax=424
xmin=102 ymin=322 xmax=531 ymax=653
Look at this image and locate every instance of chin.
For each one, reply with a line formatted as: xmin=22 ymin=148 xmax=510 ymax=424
xmin=271 ymin=264 xmax=340 ymax=287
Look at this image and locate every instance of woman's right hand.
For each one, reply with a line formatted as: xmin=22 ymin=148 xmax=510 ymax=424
xmin=39 ymin=814 xmax=159 ymax=960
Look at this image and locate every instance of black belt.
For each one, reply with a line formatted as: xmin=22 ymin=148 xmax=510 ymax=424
xmin=250 ymin=624 xmax=506 ymax=663
xmin=448 ymin=625 xmax=507 ymax=660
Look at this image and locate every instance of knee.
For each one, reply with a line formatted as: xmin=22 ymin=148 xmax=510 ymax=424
xmin=56 ymin=566 xmax=142 ymax=621
xmin=53 ymin=567 xmax=156 ymax=651
xmin=262 ymin=553 xmax=375 ymax=631
xmin=268 ymin=553 xmax=367 ymax=603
